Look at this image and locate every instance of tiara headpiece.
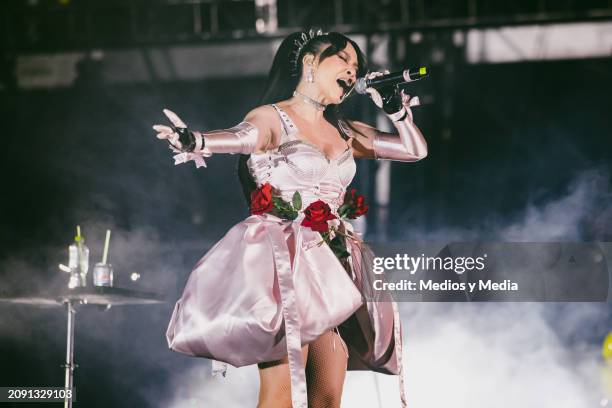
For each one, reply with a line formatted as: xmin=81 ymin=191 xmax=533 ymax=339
xmin=291 ymin=28 xmax=327 ymax=74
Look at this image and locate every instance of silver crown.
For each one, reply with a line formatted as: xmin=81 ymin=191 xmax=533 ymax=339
xmin=291 ymin=28 xmax=327 ymax=74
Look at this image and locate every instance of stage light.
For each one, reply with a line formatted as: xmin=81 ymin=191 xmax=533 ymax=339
xmin=604 ymin=332 xmax=612 ymax=360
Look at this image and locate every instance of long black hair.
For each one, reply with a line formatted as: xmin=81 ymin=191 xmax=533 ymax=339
xmin=238 ymin=31 xmax=368 ymax=204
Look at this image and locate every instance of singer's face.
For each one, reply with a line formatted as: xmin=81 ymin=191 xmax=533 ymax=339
xmin=314 ymin=43 xmax=359 ymax=104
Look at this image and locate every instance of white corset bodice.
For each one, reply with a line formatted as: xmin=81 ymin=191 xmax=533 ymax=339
xmin=247 ymin=104 xmax=357 ymax=214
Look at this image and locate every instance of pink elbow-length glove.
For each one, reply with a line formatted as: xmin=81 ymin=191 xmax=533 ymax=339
xmin=153 ymin=109 xmax=259 ymax=168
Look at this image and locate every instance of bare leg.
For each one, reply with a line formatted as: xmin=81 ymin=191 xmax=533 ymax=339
xmin=257 ymin=344 xmax=309 ymax=408
xmin=306 ymin=329 xmax=349 ymax=408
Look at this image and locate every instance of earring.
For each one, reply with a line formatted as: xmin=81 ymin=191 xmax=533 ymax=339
xmin=307 ymin=66 xmax=315 ymax=83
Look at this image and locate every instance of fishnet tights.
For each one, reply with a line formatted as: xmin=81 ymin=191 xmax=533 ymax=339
xmin=257 ymin=329 xmax=349 ymax=408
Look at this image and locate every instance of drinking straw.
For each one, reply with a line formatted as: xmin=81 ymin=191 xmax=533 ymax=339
xmin=102 ymin=229 xmax=111 ymax=264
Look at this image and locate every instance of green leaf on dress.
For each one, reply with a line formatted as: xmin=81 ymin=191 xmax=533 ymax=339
xmin=292 ymin=191 xmax=302 ymax=211
xmin=338 ymin=204 xmax=351 ymax=218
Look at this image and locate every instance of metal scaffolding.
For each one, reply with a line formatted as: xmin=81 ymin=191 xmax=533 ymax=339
xmin=2 ymin=0 xmax=612 ymax=52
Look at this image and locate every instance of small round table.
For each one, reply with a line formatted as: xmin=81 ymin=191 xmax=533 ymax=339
xmin=1 ymin=287 xmax=165 ymax=408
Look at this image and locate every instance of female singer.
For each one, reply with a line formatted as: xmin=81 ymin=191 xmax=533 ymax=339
xmin=154 ymin=30 xmax=427 ymax=408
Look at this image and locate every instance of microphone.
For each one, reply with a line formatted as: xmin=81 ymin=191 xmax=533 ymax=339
xmin=355 ymin=66 xmax=428 ymax=94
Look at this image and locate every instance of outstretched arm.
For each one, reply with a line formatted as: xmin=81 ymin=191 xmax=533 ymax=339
xmin=153 ymin=105 xmax=278 ymax=167
xmin=349 ymin=73 xmax=428 ymax=162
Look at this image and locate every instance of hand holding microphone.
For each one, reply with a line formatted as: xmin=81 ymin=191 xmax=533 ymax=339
xmin=361 ymin=68 xmax=429 ymax=162
xmin=355 ymin=66 xmax=428 ymax=95
xmin=363 ymin=70 xmax=423 ymax=121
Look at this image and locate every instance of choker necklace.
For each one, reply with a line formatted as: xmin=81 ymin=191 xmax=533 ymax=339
xmin=293 ymin=90 xmax=327 ymax=111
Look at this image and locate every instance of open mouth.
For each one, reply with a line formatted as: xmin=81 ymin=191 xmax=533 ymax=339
xmin=336 ymin=78 xmax=354 ymax=96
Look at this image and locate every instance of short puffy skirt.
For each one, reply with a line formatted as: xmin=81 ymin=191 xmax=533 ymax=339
xmin=166 ymin=213 xmax=404 ymax=405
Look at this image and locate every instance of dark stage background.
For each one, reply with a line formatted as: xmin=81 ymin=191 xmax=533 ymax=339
xmin=3 ymin=58 xmax=612 ymax=249
xmin=1 ymin=1 xmax=612 ymax=407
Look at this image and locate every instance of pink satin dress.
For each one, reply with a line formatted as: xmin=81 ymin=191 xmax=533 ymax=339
xmin=166 ymin=104 xmax=406 ymax=407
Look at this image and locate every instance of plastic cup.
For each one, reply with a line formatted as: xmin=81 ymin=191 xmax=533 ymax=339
xmin=93 ymin=263 xmax=114 ymax=287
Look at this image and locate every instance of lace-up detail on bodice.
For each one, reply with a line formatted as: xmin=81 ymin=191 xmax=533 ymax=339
xmin=247 ymin=104 xmax=357 ymax=214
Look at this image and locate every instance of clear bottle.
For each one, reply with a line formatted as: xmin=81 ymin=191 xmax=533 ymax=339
xmin=68 ymin=236 xmax=89 ymax=288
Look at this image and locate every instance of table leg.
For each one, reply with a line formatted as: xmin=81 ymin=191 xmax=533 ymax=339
xmin=64 ymin=301 xmax=76 ymax=408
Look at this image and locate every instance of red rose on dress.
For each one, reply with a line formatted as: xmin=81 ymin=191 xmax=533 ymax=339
xmin=301 ymin=200 xmax=337 ymax=232
xmin=341 ymin=188 xmax=369 ymax=219
xmin=250 ymin=183 xmax=274 ymax=215
xmin=352 ymin=195 xmax=369 ymax=218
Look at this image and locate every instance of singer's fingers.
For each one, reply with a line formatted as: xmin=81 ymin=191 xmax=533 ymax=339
xmin=163 ymin=108 xmax=188 ymax=128
xmin=155 ymin=129 xmax=172 ymax=139
xmin=153 ymin=124 xmax=174 ymax=133
xmin=365 ymin=71 xmax=385 ymax=80
xmin=156 ymin=132 xmax=177 ymax=141
xmin=400 ymin=90 xmax=411 ymax=105
xmin=168 ymin=133 xmax=183 ymax=149
xmin=154 ymin=125 xmax=176 ymax=139
xmin=399 ymin=90 xmax=420 ymax=108
xmin=155 ymin=128 xmax=183 ymax=150
xmin=364 ymin=87 xmax=379 ymax=97
xmin=365 ymin=87 xmax=383 ymax=108
xmin=408 ymin=96 xmax=420 ymax=107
